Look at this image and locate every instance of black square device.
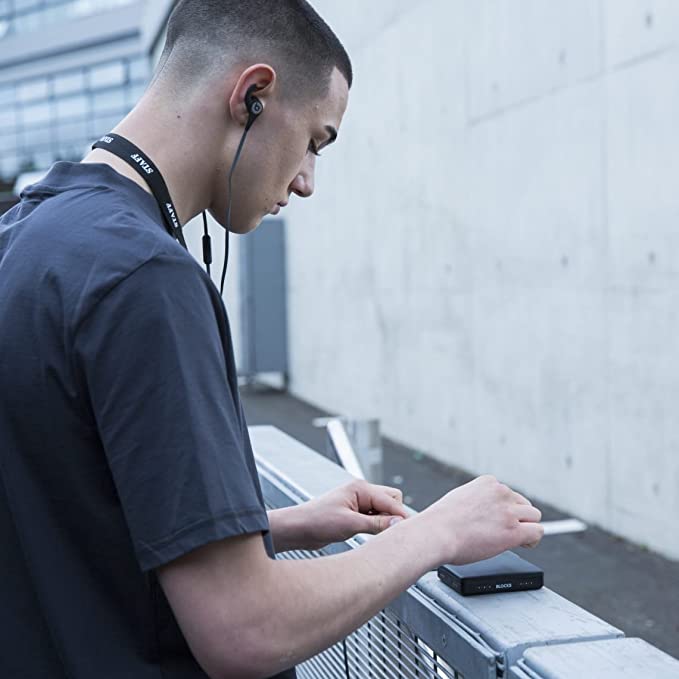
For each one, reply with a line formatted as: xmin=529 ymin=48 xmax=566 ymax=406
xmin=437 ymin=551 xmax=544 ymax=596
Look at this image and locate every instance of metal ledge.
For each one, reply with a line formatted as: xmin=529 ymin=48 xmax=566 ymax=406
xmin=510 ymin=638 xmax=679 ymax=678
xmin=250 ymin=425 xmax=678 ymax=678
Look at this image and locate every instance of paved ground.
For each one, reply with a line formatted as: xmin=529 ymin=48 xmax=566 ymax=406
xmin=241 ymin=383 xmax=679 ymax=660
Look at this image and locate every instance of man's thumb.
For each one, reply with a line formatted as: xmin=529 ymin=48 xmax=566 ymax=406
xmin=366 ymin=514 xmax=403 ymax=534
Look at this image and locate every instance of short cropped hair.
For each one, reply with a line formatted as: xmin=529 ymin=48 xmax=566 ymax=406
xmin=157 ymin=0 xmax=353 ymax=102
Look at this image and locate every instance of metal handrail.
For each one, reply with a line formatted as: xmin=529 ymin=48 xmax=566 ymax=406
xmin=251 ymin=426 xmax=679 ymax=678
xmin=325 ymin=418 xmax=366 ymax=480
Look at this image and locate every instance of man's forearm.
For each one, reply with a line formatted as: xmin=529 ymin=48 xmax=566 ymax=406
xmin=240 ymin=513 xmax=441 ymax=677
xmin=267 ymin=506 xmax=309 ymax=553
xmin=160 ymin=477 xmax=543 ymax=679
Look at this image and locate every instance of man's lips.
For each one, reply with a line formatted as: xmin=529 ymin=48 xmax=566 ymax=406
xmin=270 ymin=201 xmax=288 ymax=215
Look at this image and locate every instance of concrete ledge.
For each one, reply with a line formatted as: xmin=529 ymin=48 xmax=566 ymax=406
xmin=510 ymin=637 xmax=679 ymax=678
xmin=418 ymin=573 xmax=622 ymax=667
xmin=249 ymin=425 xmax=674 ymax=676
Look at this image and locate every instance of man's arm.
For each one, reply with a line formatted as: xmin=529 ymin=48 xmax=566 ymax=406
xmin=267 ymin=507 xmax=306 ymax=553
xmin=267 ymin=481 xmax=408 ymax=553
xmin=157 ymin=475 xmax=543 ymax=679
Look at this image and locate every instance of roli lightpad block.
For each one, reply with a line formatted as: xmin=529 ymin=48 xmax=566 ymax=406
xmin=437 ymin=551 xmax=544 ymax=596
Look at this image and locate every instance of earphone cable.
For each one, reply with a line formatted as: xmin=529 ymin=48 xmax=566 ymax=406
xmin=342 ymin=637 xmax=350 ymax=678
xmin=201 ymin=210 xmax=211 ymax=276
xmin=219 ymin=125 xmax=251 ymax=296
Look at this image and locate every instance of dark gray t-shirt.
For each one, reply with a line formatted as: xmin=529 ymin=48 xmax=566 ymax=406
xmin=0 ymin=162 xmax=295 ymax=678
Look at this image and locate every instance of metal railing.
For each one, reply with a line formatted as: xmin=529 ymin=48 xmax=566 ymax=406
xmin=312 ymin=416 xmax=383 ymax=483
xmin=251 ymin=426 xmax=679 ymax=679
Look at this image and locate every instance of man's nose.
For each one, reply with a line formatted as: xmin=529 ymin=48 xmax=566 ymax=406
xmin=289 ymin=155 xmax=315 ymax=199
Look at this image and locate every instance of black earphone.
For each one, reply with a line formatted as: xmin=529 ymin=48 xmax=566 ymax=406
xmin=94 ymin=84 xmax=263 ymax=294
xmin=245 ymin=84 xmax=264 ymax=127
xmin=202 ymin=83 xmax=264 ymax=294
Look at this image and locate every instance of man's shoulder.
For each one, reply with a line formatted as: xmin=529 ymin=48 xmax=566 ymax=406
xmin=13 ymin=161 xmax=181 ymax=263
xmin=48 ymin=188 xmax=192 ymax=295
xmin=53 ymin=178 xmax=180 ymax=262
xmin=1 ymin=168 xmax=211 ymax=333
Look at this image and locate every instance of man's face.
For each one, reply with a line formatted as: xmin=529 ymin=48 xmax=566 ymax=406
xmin=210 ymin=67 xmax=349 ymax=233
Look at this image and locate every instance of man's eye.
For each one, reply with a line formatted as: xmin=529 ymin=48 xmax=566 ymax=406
xmin=308 ymin=140 xmax=321 ymax=157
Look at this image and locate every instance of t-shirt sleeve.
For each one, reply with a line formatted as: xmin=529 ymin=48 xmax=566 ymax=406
xmin=74 ymin=252 xmax=269 ymax=572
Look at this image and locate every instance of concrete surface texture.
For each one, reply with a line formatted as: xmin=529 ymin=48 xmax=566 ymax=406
xmin=240 ymin=385 xmax=679 ymax=660
xmin=239 ymin=1 xmax=679 ymax=560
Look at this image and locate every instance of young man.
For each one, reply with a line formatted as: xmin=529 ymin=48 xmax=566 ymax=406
xmin=0 ymin=2 xmax=543 ymax=678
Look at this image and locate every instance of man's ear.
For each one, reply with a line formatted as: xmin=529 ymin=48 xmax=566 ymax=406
xmin=229 ymin=64 xmax=277 ymax=127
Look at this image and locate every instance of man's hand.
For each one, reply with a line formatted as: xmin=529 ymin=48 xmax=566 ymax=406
xmin=416 ymin=475 xmax=544 ymax=566
xmin=269 ymin=480 xmax=408 ymax=553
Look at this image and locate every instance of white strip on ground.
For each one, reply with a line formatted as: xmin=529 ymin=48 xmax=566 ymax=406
xmin=541 ymin=519 xmax=588 ymax=536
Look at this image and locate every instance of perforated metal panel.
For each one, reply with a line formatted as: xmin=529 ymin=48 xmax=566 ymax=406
xmin=276 ymin=548 xmax=464 ymax=679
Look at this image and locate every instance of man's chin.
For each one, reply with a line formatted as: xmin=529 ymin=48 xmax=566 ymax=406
xmin=209 ymin=212 xmax=259 ymax=235
xmin=230 ymin=218 xmax=262 ymax=235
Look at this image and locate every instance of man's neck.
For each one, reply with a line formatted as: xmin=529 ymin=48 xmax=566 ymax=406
xmin=81 ymin=98 xmax=216 ymax=226
xmin=83 ymin=147 xmax=155 ymax=200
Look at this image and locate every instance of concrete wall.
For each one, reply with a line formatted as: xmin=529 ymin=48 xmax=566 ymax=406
xmin=278 ymin=0 xmax=679 ymax=560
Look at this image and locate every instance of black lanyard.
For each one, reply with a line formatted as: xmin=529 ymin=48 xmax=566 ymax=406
xmin=91 ymin=133 xmax=188 ymax=249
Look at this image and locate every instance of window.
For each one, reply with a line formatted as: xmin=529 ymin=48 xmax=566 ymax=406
xmin=55 ymin=93 xmax=89 ymax=120
xmin=15 ymin=0 xmax=43 ymax=11
xmin=92 ymin=87 xmax=125 ymax=115
xmin=0 ymin=129 xmax=17 ymax=153
xmin=17 ymin=77 xmax=48 ymax=103
xmin=53 ymin=70 xmax=85 ymax=97
xmin=89 ymin=61 xmax=126 ymax=90
xmin=56 ymin=143 xmax=86 ymax=162
xmin=91 ymin=113 xmax=121 ymax=138
xmin=1 ymin=152 xmax=20 ymax=178
xmin=0 ymin=107 xmax=16 ymax=130
xmin=2 ymin=52 xmax=152 ymax=179
xmin=128 ymin=56 xmax=149 ymax=83
xmin=13 ymin=11 xmax=41 ymax=34
xmin=72 ymin=0 xmax=136 ymax=19
xmin=22 ymin=125 xmax=51 ymax=147
xmin=55 ymin=119 xmax=88 ymax=145
xmin=0 ymin=82 xmax=14 ymax=106
xmin=126 ymin=82 xmax=146 ymax=108
xmin=32 ymin=148 xmax=53 ymax=168
xmin=0 ymin=0 xmax=138 ymax=40
xmin=22 ymin=101 xmax=51 ymax=125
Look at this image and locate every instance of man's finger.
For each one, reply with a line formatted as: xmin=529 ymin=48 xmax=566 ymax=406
xmin=518 ymin=522 xmax=544 ymax=548
xmin=354 ymin=483 xmax=407 ymax=518
xmin=360 ymin=513 xmax=403 ymax=535
xmin=364 ymin=483 xmax=404 ymax=504
xmin=511 ymin=490 xmax=532 ymax=506
xmin=513 ymin=505 xmax=542 ymax=523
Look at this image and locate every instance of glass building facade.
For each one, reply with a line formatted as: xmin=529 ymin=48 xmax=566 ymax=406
xmin=0 ymin=0 xmax=155 ymax=180
xmin=0 ymin=55 xmax=149 ymax=178
xmin=0 ymin=0 xmax=137 ymax=41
